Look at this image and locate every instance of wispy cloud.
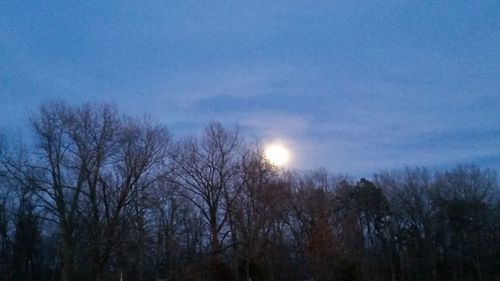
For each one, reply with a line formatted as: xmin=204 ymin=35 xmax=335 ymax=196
xmin=1 ymin=0 xmax=499 ymax=176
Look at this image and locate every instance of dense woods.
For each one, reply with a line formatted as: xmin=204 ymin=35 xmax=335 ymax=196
xmin=1 ymin=102 xmax=499 ymax=281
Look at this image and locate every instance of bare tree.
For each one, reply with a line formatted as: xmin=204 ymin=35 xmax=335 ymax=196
xmin=82 ymin=115 xmax=170 ymax=281
xmin=231 ymin=142 xmax=287 ymax=281
xmin=169 ymin=122 xmax=241 ymax=281
xmin=10 ymin=102 xmax=86 ymax=281
xmin=0 ymin=103 xmax=171 ymax=281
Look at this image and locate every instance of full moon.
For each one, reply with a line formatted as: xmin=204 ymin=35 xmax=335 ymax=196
xmin=264 ymin=143 xmax=290 ymax=167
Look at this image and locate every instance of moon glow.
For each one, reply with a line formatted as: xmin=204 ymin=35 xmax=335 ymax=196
xmin=264 ymin=143 xmax=290 ymax=167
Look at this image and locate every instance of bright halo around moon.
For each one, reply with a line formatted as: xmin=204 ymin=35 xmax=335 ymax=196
xmin=264 ymin=143 xmax=290 ymax=167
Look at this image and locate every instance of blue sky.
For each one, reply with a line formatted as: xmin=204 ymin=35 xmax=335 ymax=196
xmin=1 ymin=1 xmax=499 ymax=176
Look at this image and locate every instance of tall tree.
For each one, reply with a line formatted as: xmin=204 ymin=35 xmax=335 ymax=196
xmin=170 ymin=122 xmax=241 ymax=281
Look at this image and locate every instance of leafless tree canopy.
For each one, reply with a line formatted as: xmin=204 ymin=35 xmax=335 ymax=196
xmin=1 ymin=102 xmax=499 ymax=281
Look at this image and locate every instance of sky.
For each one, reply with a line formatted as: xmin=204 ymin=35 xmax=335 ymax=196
xmin=1 ymin=1 xmax=499 ymax=176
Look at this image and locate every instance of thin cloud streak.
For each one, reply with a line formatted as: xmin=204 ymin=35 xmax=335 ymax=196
xmin=1 ymin=1 xmax=499 ymax=176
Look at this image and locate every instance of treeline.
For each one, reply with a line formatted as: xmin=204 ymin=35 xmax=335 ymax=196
xmin=0 ymin=102 xmax=499 ymax=281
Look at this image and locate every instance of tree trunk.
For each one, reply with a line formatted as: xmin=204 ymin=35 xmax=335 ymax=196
xmin=95 ymin=268 xmax=103 ymax=281
xmin=94 ymin=260 xmax=104 ymax=281
xmin=474 ymin=255 xmax=484 ymax=281
xmin=61 ymin=240 xmax=74 ymax=281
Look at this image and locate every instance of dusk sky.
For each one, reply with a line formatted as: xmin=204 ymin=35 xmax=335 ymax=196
xmin=1 ymin=1 xmax=499 ymax=176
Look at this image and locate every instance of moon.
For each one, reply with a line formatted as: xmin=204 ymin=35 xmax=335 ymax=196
xmin=264 ymin=143 xmax=290 ymax=167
